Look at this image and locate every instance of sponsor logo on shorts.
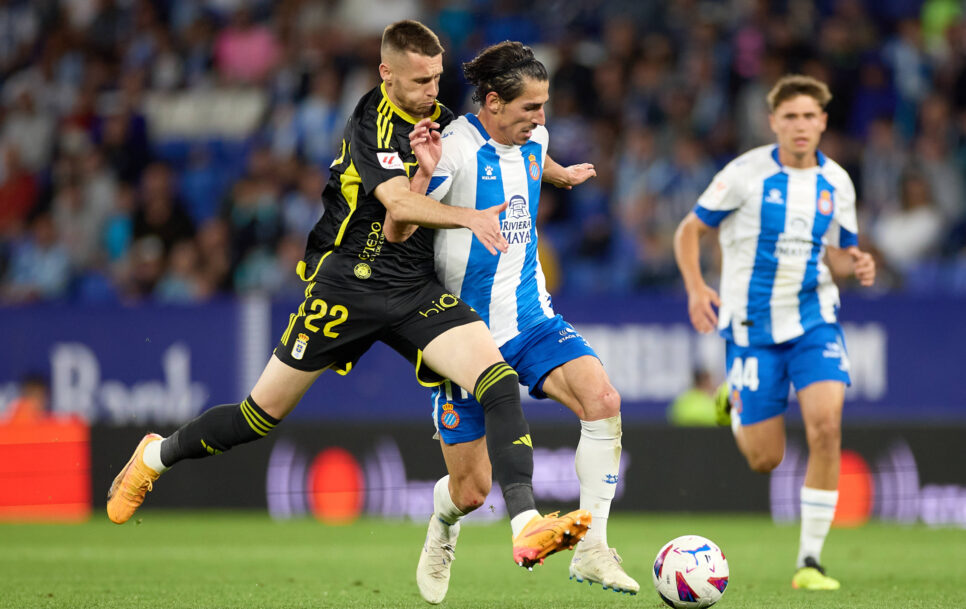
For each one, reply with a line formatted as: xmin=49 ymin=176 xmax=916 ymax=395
xmin=292 ymin=333 xmax=309 ymax=360
xmin=419 ymin=293 xmax=460 ymax=317
xmin=822 ymin=341 xmax=842 ymax=358
xmin=353 ymin=263 xmax=371 ymax=279
xmin=604 ymin=473 xmax=619 ymax=484
xmin=440 ymin=403 xmax=460 ymax=429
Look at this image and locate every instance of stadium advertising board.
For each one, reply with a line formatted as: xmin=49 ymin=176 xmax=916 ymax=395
xmin=87 ymin=424 xmax=966 ymax=527
xmin=0 ymin=294 xmax=963 ymax=424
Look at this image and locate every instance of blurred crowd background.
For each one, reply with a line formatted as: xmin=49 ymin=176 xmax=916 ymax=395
xmin=1 ymin=0 xmax=965 ymax=305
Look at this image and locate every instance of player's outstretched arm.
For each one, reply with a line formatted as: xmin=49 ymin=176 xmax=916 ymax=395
xmin=674 ymin=212 xmax=720 ymax=334
xmin=385 ymin=119 xmax=444 ymax=244
xmin=375 ymin=176 xmax=509 ymax=254
xmin=542 ymin=155 xmax=596 ymax=189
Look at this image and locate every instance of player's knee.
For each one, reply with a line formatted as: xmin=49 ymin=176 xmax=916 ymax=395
xmin=451 ymin=477 xmax=490 ymax=512
xmin=578 ymin=385 xmax=621 ymax=421
xmin=746 ymin=449 xmax=783 ymax=474
xmin=807 ymin=418 xmax=841 ymax=454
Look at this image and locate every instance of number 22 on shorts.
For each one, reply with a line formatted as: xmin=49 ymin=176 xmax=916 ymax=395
xmin=728 ymin=357 xmax=760 ymax=391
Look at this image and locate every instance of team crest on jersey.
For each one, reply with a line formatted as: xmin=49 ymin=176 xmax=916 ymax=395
xmin=440 ymin=403 xmax=460 ymax=429
xmin=482 ymin=165 xmax=497 ymax=181
xmin=291 ymin=333 xmax=309 ymax=360
xmin=528 ymin=153 xmax=541 ymax=180
xmin=817 ymin=189 xmax=834 ymax=215
xmin=354 ymin=263 xmax=372 ymax=279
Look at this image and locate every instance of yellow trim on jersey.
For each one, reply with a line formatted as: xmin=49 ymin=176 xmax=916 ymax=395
xmin=332 ymin=138 xmax=347 ymax=166
xmin=334 ymin=160 xmax=362 ymax=246
xmin=379 ymin=82 xmax=442 ymax=125
xmin=414 ymin=350 xmax=445 ymax=388
xmin=296 ymin=253 xmax=331 ymax=282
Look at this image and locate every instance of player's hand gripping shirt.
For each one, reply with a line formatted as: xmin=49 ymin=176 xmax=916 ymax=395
xmin=427 ymin=114 xmax=554 ymax=347
xmin=301 ymin=83 xmax=454 ymax=287
xmin=693 ymin=145 xmax=859 ymax=347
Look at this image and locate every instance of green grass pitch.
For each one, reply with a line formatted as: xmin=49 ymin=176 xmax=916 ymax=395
xmin=2 ymin=512 xmax=964 ymax=608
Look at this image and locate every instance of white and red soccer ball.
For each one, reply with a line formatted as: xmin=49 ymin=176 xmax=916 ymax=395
xmin=652 ymin=535 xmax=729 ymax=608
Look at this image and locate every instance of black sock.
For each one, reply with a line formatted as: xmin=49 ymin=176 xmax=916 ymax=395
xmin=159 ymin=396 xmax=279 ymax=467
xmin=474 ymin=362 xmax=536 ymax=518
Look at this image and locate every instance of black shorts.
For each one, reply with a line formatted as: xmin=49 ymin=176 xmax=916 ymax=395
xmin=273 ymin=278 xmax=480 ymax=385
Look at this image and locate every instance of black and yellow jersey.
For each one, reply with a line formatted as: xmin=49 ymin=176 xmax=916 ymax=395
xmin=299 ymin=83 xmax=455 ymax=288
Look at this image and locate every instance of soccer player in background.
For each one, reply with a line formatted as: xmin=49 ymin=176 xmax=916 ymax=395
xmin=673 ymin=74 xmax=876 ymax=590
xmin=107 ymin=20 xmax=591 ymax=570
xmin=386 ymin=41 xmax=638 ymax=603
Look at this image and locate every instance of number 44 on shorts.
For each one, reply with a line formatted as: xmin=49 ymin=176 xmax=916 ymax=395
xmin=728 ymin=357 xmax=760 ymax=391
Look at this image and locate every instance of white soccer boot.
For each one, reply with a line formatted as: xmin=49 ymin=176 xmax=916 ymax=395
xmin=416 ymin=516 xmax=460 ymax=604
xmin=569 ymin=542 xmax=640 ymax=594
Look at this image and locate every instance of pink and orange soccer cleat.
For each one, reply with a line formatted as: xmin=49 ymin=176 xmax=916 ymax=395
xmin=106 ymin=433 xmax=163 ymax=524
xmin=512 ymin=509 xmax=591 ymax=569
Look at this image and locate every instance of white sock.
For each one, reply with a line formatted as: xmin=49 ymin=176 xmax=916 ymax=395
xmin=510 ymin=509 xmax=540 ymax=538
xmin=141 ymin=437 xmax=169 ymax=474
xmin=433 ymin=476 xmax=465 ymax=527
xmin=797 ymin=486 xmax=838 ymax=568
xmin=576 ymin=415 xmax=621 ymax=547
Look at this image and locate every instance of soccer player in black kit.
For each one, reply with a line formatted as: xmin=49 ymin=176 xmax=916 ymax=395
xmin=107 ymin=20 xmax=590 ymax=577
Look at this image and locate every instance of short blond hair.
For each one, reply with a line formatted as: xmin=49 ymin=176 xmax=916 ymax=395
xmin=381 ymin=20 xmax=443 ymax=58
xmin=766 ymin=74 xmax=832 ymax=112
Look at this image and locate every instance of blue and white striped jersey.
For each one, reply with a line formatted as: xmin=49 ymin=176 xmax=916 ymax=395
xmin=694 ymin=144 xmax=859 ymax=347
xmin=427 ymin=114 xmax=554 ymax=347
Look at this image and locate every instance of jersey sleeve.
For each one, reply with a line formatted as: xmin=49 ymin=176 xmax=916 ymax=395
xmin=348 ymin=108 xmax=408 ymax=195
xmin=426 ymin=127 xmax=463 ymax=202
xmin=826 ymin=173 xmax=859 ymax=248
xmin=694 ymin=162 xmax=745 ymax=228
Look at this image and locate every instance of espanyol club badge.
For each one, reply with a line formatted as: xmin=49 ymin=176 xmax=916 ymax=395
xmin=292 ymin=333 xmax=309 ymax=360
xmin=440 ymin=402 xmax=460 ymax=429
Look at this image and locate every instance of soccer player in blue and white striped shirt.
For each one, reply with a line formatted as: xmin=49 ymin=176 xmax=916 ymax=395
xmin=674 ymin=75 xmax=876 ymax=591
xmin=391 ymin=41 xmax=638 ymax=601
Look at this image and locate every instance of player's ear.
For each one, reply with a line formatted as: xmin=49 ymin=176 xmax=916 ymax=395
xmin=767 ymin=112 xmax=777 ymax=135
xmin=379 ymin=63 xmax=391 ymax=84
xmin=484 ymin=91 xmax=503 ymax=114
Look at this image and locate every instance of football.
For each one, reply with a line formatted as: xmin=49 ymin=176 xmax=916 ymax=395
xmin=652 ymin=535 xmax=729 ymax=608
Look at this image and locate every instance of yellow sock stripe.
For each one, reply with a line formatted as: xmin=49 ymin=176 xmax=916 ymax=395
xmin=200 ymin=439 xmax=222 ymax=455
xmin=477 ymin=362 xmax=514 ymax=395
xmin=242 ymin=398 xmax=276 ymax=431
xmin=239 ymin=400 xmax=271 ymax=436
xmin=474 ymin=363 xmax=516 ymax=401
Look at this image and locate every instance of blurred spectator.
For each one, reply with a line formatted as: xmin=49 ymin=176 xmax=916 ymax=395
xmin=214 ymin=6 xmax=281 ymax=85
xmin=667 ymin=368 xmax=718 ymax=427
xmin=133 ymin=162 xmax=196 ymax=255
xmin=872 ymin=171 xmax=945 ymax=274
xmin=1 ymin=88 xmax=55 ymax=173
xmin=1 ymin=374 xmax=49 ymax=424
xmin=0 ymin=146 xmax=39 ymax=238
xmin=1 ymin=213 xmax=71 ymax=303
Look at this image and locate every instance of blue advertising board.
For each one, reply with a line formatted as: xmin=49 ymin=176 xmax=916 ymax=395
xmin=0 ymin=294 xmax=963 ymax=424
